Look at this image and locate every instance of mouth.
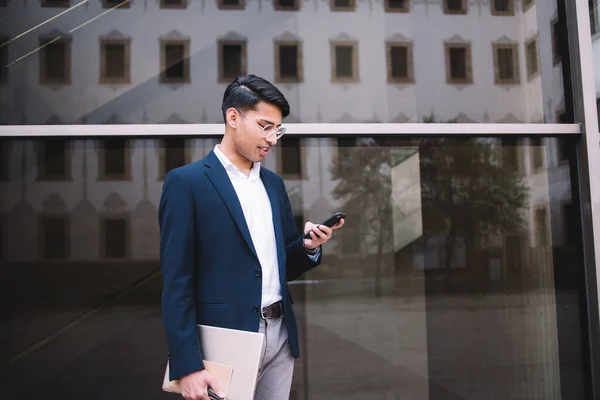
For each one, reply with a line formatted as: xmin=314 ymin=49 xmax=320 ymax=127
xmin=258 ymin=146 xmax=270 ymax=157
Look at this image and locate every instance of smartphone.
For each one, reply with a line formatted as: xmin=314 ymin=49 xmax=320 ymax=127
xmin=302 ymin=212 xmax=346 ymax=239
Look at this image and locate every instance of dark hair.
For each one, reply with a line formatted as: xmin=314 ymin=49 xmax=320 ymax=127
xmin=221 ymin=74 xmax=290 ymax=123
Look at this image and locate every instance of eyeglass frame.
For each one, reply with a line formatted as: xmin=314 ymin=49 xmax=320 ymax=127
xmin=234 ymin=108 xmax=286 ymax=139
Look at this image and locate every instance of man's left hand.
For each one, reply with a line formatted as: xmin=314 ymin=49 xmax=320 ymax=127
xmin=303 ymin=218 xmax=345 ymax=250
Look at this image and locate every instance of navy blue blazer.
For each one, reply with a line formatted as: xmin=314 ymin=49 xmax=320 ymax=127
xmin=158 ymin=149 xmax=322 ymax=381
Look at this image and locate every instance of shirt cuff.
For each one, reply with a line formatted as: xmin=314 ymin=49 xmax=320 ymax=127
xmin=306 ymin=245 xmax=321 ymax=261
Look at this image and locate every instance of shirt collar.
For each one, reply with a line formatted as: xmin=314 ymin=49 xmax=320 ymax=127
xmin=214 ymin=144 xmax=261 ymax=180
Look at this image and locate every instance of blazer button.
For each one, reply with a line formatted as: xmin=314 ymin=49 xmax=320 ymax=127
xmin=255 ymin=269 xmax=262 ymax=277
xmin=253 ymin=305 xmax=259 ymax=313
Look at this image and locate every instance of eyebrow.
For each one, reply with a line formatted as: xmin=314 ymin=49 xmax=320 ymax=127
xmin=257 ymin=118 xmax=281 ymax=127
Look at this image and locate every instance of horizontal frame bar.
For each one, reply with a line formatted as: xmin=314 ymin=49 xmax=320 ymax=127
xmin=0 ymin=123 xmax=582 ymax=137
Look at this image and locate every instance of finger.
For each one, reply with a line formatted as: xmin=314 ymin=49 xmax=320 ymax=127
xmin=317 ymin=224 xmax=332 ymax=236
xmin=304 ymin=222 xmax=315 ymax=234
xmin=313 ymin=225 xmax=329 ymax=239
xmin=333 ymin=218 xmax=345 ymax=229
xmin=207 ymin=377 xmax=226 ymax=398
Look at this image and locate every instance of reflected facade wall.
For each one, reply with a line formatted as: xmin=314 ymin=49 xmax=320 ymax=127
xmin=0 ymin=0 xmax=571 ymax=124
xmin=0 ymin=136 xmax=589 ymax=399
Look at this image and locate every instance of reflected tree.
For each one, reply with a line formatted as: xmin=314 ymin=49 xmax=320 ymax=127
xmin=419 ymin=115 xmax=529 ymax=280
xmin=330 ymin=137 xmax=393 ymax=297
xmin=331 ymin=117 xmax=530 ymax=294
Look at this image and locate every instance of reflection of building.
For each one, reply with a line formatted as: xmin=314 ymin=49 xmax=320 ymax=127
xmin=0 ymin=0 xmax=566 ymax=124
xmin=0 ymin=137 xmax=344 ymax=262
xmin=0 ymin=135 xmax=573 ymax=272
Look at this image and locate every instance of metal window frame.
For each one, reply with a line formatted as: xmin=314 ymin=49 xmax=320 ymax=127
xmin=567 ymin=0 xmax=600 ymax=398
xmin=0 ymin=122 xmax=582 ymax=137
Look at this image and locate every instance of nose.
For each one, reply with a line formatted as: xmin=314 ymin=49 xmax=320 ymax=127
xmin=266 ymin=133 xmax=278 ymax=146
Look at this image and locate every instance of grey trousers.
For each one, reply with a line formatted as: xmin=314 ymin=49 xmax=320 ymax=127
xmin=254 ymin=316 xmax=295 ymax=400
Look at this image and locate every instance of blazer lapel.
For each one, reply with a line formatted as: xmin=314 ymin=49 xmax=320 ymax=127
xmin=204 ymin=151 xmax=259 ymax=261
xmin=260 ymin=171 xmax=285 ymax=270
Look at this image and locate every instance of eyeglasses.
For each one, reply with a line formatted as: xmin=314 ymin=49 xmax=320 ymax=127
xmin=236 ymin=108 xmax=286 ymax=139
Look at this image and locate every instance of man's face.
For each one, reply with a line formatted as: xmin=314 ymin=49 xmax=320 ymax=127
xmin=231 ymin=101 xmax=283 ymax=164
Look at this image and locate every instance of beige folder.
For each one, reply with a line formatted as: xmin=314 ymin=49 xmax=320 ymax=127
xmin=162 ymin=325 xmax=265 ymax=400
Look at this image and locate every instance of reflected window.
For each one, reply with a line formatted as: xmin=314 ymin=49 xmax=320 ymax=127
xmin=274 ymin=0 xmax=299 ymax=10
xmin=331 ymin=0 xmax=355 ymax=11
xmin=41 ymin=0 xmax=69 ymax=7
xmin=491 ymin=0 xmax=513 ymax=15
xmin=562 ymin=203 xmax=574 ymax=247
xmin=336 ymin=137 xmax=356 ymax=175
xmin=40 ymin=215 xmax=68 ymax=260
xmin=37 ymin=140 xmax=70 ymax=181
xmin=530 ymin=138 xmax=545 ymax=171
xmin=592 ymin=0 xmax=600 ymax=35
xmin=219 ymin=41 xmax=246 ymax=83
xmin=444 ymin=0 xmax=466 ymax=14
xmin=0 ymin=140 xmax=7 ymax=181
xmin=501 ymin=138 xmax=523 ymax=174
xmin=218 ymin=0 xmax=244 ymax=9
xmin=102 ymin=218 xmax=128 ymax=259
xmin=99 ymin=139 xmax=130 ymax=180
xmin=278 ymin=137 xmax=303 ymax=179
xmin=0 ymin=39 xmax=7 ymax=85
xmin=526 ymin=36 xmax=540 ymax=80
xmin=275 ymin=41 xmax=302 ymax=83
xmin=503 ymin=233 xmax=526 ymax=276
xmin=386 ymin=42 xmax=414 ymax=83
xmin=161 ymin=0 xmax=188 ymax=8
xmin=535 ymin=206 xmax=549 ymax=247
xmin=522 ymin=0 xmax=534 ymax=12
xmin=332 ymin=42 xmax=358 ymax=82
xmin=39 ymin=38 xmax=71 ymax=85
xmin=385 ymin=0 xmax=409 ymax=12
xmin=160 ymin=40 xmax=190 ymax=84
xmin=102 ymin=0 xmax=130 ymax=8
xmin=100 ymin=39 xmax=131 ymax=85
xmin=445 ymin=43 xmax=472 ymax=84
xmin=161 ymin=138 xmax=188 ymax=178
xmin=557 ymin=137 xmax=570 ymax=164
xmin=552 ymin=19 xmax=562 ymax=65
xmin=493 ymin=43 xmax=519 ymax=85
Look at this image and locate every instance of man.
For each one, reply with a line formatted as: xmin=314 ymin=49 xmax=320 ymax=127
xmin=158 ymin=74 xmax=344 ymax=400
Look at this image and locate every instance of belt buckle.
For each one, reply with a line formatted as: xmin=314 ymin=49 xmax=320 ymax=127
xmin=260 ymin=306 xmax=269 ymax=320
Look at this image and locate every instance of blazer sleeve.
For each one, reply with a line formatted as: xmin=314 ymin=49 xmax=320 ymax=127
xmin=279 ymin=178 xmax=322 ymax=282
xmin=158 ymin=169 xmax=205 ymax=380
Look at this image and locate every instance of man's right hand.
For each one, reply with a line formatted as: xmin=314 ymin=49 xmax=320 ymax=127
xmin=180 ymin=369 xmax=225 ymax=400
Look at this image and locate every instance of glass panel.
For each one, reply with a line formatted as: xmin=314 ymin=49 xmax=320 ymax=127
xmin=41 ymin=215 xmax=67 ymax=259
xmin=0 ymin=135 xmax=589 ymax=399
xmin=390 ymin=46 xmax=408 ymax=78
xmin=334 ymin=0 xmax=352 ymax=8
xmin=104 ymin=44 xmax=126 ymax=79
xmin=335 ymin=46 xmax=354 ymax=78
xmin=0 ymin=1 xmax=573 ymax=124
xmin=279 ymin=45 xmax=299 ymax=78
xmin=222 ymin=44 xmax=243 ymax=79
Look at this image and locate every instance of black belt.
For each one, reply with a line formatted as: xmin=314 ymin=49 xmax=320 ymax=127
xmin=261 ymin=301 xmax=284 ymax=319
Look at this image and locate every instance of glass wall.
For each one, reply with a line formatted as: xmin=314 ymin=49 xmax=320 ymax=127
xmin=0 ymin=135 xmax=589 ymax=399
xmin=0 ymin=0 xmax=574 ymax=125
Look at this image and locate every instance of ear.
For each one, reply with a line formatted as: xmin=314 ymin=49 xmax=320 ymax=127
xmin=225 ymin=108 xmax=239 ymax=129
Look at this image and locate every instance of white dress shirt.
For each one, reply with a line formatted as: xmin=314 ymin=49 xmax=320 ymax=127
xmin=214 ymin=145 xmax=284 ymax=308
